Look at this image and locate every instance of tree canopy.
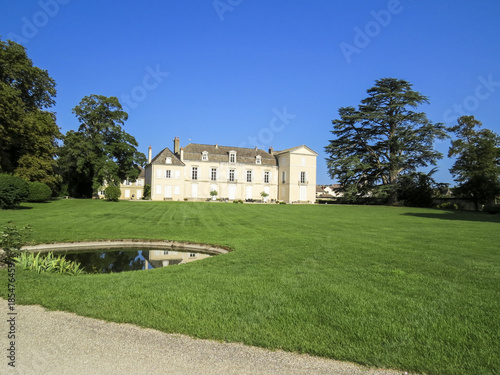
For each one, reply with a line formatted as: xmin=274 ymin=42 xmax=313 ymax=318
xmin=0 ymin=38 xmax=61 ymax=189
xmin=325 ymin=78 xmax=447 ymax=203
xmin=448 ymin=115 xmax=500 ymax=210
xmin=59 ymin=95 xmax=146 ymax=197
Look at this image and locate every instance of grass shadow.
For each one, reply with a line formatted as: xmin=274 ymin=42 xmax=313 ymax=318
xmin=402 ymin=210 xmax=500 ymax=223
xmin=2 ymin=205 xmax=33 ymax=210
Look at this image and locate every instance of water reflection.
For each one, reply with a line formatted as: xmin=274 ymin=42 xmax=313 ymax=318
xmin=60 ymin=249 xmax=211 ymax=273
xmin=143 ymin=250 xmax=211 ymax=269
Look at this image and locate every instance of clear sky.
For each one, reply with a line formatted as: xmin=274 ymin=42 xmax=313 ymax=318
xmin=1 ymin=0 xmax=499 ymax=185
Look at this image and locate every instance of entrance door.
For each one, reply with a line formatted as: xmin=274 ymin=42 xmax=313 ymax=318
xmin=228 ymin=184 xmax=236 ymax=200
xmin=300 ymin=185 xmax=307 ymax=201
xmin=165 ymin=186 xmax=172 ymax=198
xmin=246 ymin=185 xmax=253 ymax=200
xmin=191 ymin=184 xmax=198 ymax=198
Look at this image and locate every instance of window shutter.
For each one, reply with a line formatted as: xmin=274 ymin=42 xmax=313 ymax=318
xmin=156 ymin=168 xmax=162 ymax=178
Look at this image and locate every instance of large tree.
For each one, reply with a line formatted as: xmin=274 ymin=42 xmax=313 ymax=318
xmin=0 ymin=38 xmax=61 ymax=189
xmin=325 ymin=78 xmax=447 ymax=204
xmin=448 ymin=115 xmax=500 ymax=210
xmin=59 ymin=95 xmax=146 ymax=197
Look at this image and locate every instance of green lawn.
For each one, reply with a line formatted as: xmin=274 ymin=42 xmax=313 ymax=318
xmin=1 ymin=199 xmax=499 ymax=375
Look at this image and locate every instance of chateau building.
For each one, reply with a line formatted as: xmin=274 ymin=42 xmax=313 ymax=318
xmin=144 ymin=137 xmax=317 ymax=203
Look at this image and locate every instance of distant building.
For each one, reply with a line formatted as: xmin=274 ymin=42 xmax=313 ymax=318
xmin=145 ymin=137 xmax=318 ymax=203
xmin=118 ymin=167 xmax=145 ymax=199
xmin=316 ymin=184 xmax=343 ymax=199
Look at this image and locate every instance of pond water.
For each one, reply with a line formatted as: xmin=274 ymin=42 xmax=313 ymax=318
xmin=58 ymin=249 xmax=211 ymax=273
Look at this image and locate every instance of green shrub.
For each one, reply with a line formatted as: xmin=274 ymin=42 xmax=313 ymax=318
xmin=27 ymin=181 xmax=52 ymax=202
xmin=482 ymin=203 xmax=500 ymax=214
xmin=436 ymin=202 xmax=458 ymax=210
xmin=0 ymin=224 xmax=32 ymax=262
xmin=13 ymin=251 xmax=85 ymax=276
xmin=142 ymin=184 xmax=151 ymax=200
xmin=0 ymin=174 xmax=29 ymax=209
xmin=104 ymin=186 xmax=121 ymax=202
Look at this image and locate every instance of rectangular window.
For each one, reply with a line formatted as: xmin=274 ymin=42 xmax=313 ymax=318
xmin=124 ymin=180 xmax=131 ymax=186
xmin=202 ymin=152 xmax=208 ymax=161
xmin=189 ymin=253 xmax=197 ymax=258
xmin=211 ymin=168 xmax=217 ymax=181
xmin=264 ymin=171 xmax=270 ymax=183
xmin=300 ymin=171 xmax=306 ymax=184
xmin=175 ymin=170 xmax=180 ymax=180
xmin=229 ymin=169 xmax=235 ymax=182
xmin=246 ymin=170 xmax=252 ymax=183
xmin=163 ymin=251 xmax=169 ymax=255
xmin=166 ymin=157 xmax=172 ymax=164
xmin=165 ymin=170 xmax=171 ymax=179
xmin=229 ymin=153 xmax=236 ymax=163
xmin=156 ymin=169 xmax=162 ymax=178
xmin=282 ymin=171 xmax=286 ymax=183
xmin=155 ymin=185 xmax=162 ymax=194
xmin=192 ymin=167 xmax=198 ymax=180
xmin=174 ymin=186 xmax=180 ymax=195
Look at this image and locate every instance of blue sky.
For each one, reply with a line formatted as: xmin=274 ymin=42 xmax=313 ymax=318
xmin=1 ymin=0 xmax=499 ymax=185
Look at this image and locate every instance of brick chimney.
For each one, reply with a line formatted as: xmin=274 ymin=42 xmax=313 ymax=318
xmin=173 ymin=137 xmax=180 ymax=155
xmin=148 ymin=145 xmax=152 ymax=163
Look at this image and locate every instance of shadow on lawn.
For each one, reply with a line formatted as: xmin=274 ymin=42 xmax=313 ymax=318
xmin=402 ymin=210 xmax=500 ymax=223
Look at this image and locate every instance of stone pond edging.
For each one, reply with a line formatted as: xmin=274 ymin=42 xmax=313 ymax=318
xmin=20 ymin=240 xmax=231 ymax=255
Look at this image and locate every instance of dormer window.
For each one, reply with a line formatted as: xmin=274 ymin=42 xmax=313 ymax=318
xmin=256 ymin=155 xmax=262 ymax=165
xmin=202 ymin=151 xmax=208 ymax=161
xmin=166 ymin=157 xmax=172 ymax=164
xmin=229 ymin=151 xmax=236 ymax=163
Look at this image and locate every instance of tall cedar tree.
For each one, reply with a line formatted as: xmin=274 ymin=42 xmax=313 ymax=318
xmin=0 ymin=39 xmax=61 ymax=190
xmin=448 ymin=115 xmax=500 ymax=210
xmin=325 ymin=78 xmax=447 ymax=204
xmin=59 ymin=95 xmax=146 ymax=197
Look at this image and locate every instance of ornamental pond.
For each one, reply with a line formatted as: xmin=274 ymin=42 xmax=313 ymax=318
xmin=23 ymin=241 xmax=229 ymax=274
xmin=61 ymin=249 xmax=211 ymax=273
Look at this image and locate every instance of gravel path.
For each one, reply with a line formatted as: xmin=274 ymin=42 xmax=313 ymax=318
xmin=1 ymin=299 xmax=411 ymax=375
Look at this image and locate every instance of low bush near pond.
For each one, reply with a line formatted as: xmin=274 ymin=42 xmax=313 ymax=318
xmin=14 ymin=252 xmax=85 ymax=276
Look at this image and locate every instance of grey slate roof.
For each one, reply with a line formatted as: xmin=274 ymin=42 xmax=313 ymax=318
xmin=183 ymin=144 xmax=277 ymax=166
xmin=150 ymin=148 xmax=185 ymax=166
xmin=138 ymin=166 xmax=145 ymax=178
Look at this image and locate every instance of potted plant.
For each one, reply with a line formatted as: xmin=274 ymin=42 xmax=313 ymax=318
xmin=260 ymin=191 xmax=269 ymax=203
xmin=210 ymin=190 xmax=218 ymax=201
